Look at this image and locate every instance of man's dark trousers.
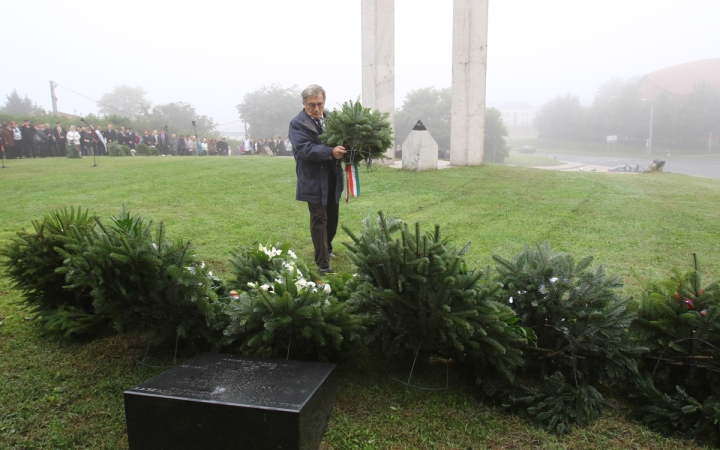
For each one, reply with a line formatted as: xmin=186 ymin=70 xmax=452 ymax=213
xmin=307 ymin=169 xmax=338 ymax=269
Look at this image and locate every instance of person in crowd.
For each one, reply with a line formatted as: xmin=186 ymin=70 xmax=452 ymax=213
xmin=151 ymin=130 xmax=159 ymax=149
xmin=198 ymin=137 xmax=205 ymax=156
xmin=1 ymin=123 xmax=15 ymax=160
xmin=208 ymin=137 xmax=216 ymax=156
xmin=395 ymin=144 xmax=402 ymax=159
xmin=33 ymin=124 xmax=49 ymax=157
xmin=178 ymin=134 xmax=186 ymax=156
xmin=216 ymin=137 xmax=228 ymax=156
xmin=126 ymin=128 xmax=136 ymax=150
xmin=105 ymin=124 xmax=117 ymax=144
xmin=117 ymin=127 xmax=127 ymax=146
xmin=243 ymin=134 xmax=252 ymax=155
xmin=185 ymin=135 xmax=194 ymax=156
xmin=288 ymin=84 xmax=346 ymax=274
xmin=66 ymin=125 xmax=80 ymax=154
xmin=43 ymin=123 xmax=57 ymax=156
xmin=142 ymin=130 xmax=153 ymax=146
xmin=284 ymin=136 xmax=292 ymax=156
xmin=11 ymin=121 xmax=22 ymax=159
xmin=51 ymin=122 xmax=67 ymax=157
xmin=21 ymin=120 xmax=34 ymax=158
xmin=81 ymin=126 xmax=94 ymax=156
xmin=169 ymin=133 xmax=178 ymax=156
xmin=158 ymin=128 xmax=167 ymax=155
xmin=190 ymin=136 xmax=198 ymax=156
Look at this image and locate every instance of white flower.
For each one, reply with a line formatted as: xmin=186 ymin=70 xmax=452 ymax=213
xmin=275 ymin=277 xmax=284 ymax=284
xmin=208 ymin=271 xmax=213 ymax=277
xmin=200 ymin=261 xmax=206 ymax=269
xmin=259 ymin=284 xmax=270 ymax=291
xmin=307 ymin=282 xmax=316 ymax=288
xmin=508 ymin=297 xmax=514 ymax=304
xmin=288 ymin=250 xmax=297 ymax=259
xmin=151 ymin=243 xmax=158 ymax=250
xmin=247 ymin=282 xmax=258 ymax=289
xmin=324 ymin=299 xmax=331 ymax=307
xmin=323 ymin=284 xmax=332 ymax=294
xmin=550 ymin=277 xmax=558 ymax=283
xmin=296 ymin=269 xmax=303 ymax=278
xmin=295 ymin=279 xmax=308 ymax=291
xmin=185 ymin=266 xmax=196 ymax=274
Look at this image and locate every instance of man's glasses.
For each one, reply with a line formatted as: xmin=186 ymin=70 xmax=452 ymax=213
xmin=306 ymin=102 xmax=324 ymax=109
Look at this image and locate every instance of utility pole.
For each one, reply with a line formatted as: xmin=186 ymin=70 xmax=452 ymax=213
xmin=49 ymin=81 xmax=58 ymax=116
xmin=710 ymin=132 xmax=713 ymax=155
xmin=648 ymin=102 xmax=654 ymax=156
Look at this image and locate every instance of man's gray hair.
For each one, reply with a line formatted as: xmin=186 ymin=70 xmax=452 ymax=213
xmin=301 ymin=84 xmax=326 ymax=103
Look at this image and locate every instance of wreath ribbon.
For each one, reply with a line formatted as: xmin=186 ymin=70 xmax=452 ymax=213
xmin=345 ymin=162 xmax=360 ymax=203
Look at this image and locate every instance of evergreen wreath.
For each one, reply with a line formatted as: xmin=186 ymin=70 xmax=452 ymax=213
xmin=630 ymin=254 xmax=720 ymax=444
xmin=484 ymin=242 xmax=644 ymax=433
xmin=343 ymin=211 xmax=531 ymax=377
xmin=320 ymin=100 xmax=394 ymax=165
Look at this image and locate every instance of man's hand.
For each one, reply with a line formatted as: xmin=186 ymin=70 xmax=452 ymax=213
xmin=332 ymin=146 xmax=346 ymax=160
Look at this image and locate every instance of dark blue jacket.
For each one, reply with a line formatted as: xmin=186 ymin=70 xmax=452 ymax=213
xmin=289 ymin=109 xmax=344 ymax=205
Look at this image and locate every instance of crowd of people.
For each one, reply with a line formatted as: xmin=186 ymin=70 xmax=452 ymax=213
xmin=0 ymin=120 xmax=295 ymax=159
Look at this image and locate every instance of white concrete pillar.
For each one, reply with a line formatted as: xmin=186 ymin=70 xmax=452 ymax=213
xmin=450 ymin=0 xmax=488 ymax=166
xmin=362 ymin=0 xmax=395 ymax=163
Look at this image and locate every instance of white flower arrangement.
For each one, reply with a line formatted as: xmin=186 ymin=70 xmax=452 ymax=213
xmin=258 ymin=244 xmax=282 ymax=259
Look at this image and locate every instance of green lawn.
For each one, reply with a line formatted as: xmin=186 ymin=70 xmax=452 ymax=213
xmin=2 ymin=155 xmax=719 ymax=449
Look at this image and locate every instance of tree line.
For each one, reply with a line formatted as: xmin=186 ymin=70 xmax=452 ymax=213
xmin=3 ymin=84 xmax=510 ymax=160
xmin=534 ymin=77 xmax=720 ymax=146
xmin=1 ymin=86 xmax=216 ymax=139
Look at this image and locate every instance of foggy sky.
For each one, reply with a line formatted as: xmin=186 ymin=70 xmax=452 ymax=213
xmin=3 ymin=0 xmax=719 ymax=131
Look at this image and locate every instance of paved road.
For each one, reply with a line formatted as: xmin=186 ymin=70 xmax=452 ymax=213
xmin=529 ymin=151 xmax=720 ymax=179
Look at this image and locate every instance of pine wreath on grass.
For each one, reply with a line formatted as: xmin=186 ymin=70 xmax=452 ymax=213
xmin=343 ymin=211 xmax=530 ymax=377
xmin=630 ymin=254 xmax=720 ymax=444
xmin=483 ymin=242 xmax=644 ymax=434
xmin=320 ymin=100 xmax=393 ymax=165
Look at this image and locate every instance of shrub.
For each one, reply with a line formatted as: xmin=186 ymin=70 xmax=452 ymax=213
xmin=630 ymin=254 xmax=720 ymax=444
xmin=121 ymin=144 xmax=132 ymax=156
xmin=67 ymin=143 xmax=81 ymax=158
xmin=136 ymin=143 xmax=150 ymax=156
xmin=58 ymin=207 xmax=224 ymax=343
xmin=0 ymin=207 xmax=100 ymax=336
xmin=228 ymin=243 xmax=317 ymax=291
xmin=343 ymin=212 xmax=529 ymax=377
xmin=108 ymin=142 xmax=124 ymax=156
xmin=484 ymin=242 xmax=644 ymax=433
xmin=222 ymin=264 xmax=364 ymax=360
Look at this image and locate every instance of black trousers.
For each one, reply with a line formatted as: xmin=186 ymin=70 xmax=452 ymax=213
xmin=307 ymin=200 xmax=339 ymax=269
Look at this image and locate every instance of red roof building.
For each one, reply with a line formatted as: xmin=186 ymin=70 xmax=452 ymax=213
xmin=639 ymin=58 xmax=720 ymax=100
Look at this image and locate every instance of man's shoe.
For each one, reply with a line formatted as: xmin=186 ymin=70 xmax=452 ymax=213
xmin=319 ymin=267 xmax=334 ymax=275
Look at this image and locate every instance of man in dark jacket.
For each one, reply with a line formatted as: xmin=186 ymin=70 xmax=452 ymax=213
xmin=289 ymin=84 xmax=346 ymax=273
xmin=51 ymin=122 xmax=67 ymax=157
xmin=21 ymin=120 xmax=34 ymax=158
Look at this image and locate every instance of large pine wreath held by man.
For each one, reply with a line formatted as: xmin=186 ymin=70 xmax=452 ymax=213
xmin=320 ymin=100 xmax=394 ymax=201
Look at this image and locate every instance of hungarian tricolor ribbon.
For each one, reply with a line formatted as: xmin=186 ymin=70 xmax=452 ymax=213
xmin=345 ymin=163 xmax=360 ymax=202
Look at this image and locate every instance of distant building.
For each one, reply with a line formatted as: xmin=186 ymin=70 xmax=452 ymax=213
xmin=639 ymin=57 xmax=720 ymax=101
xmin=496 ymin=101 xmax=535 ymax=126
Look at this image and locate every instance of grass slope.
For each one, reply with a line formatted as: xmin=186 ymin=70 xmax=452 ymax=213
xmin=1 ymin=156 xmax=719 ymax=449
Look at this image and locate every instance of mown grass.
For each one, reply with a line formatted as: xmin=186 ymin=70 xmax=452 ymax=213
xmin=2 ymin=155 xmax=719 ymax=449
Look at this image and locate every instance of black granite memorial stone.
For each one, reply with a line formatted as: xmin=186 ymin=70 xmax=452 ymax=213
xmin=124 ymin=353 xmax=336 ymax=450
